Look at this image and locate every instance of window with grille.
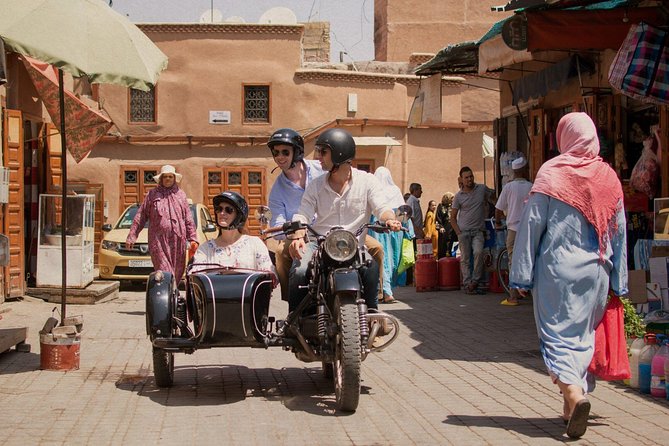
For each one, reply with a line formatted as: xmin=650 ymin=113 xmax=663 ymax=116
xmin=243 ymin=85 xmax=270 ymax=123
xmin=129 ymin=87 xmax=156 ymax=123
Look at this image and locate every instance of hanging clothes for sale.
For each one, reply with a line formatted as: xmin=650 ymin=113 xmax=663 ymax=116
xmin=609 ymin=22 xmax=669 ymax=106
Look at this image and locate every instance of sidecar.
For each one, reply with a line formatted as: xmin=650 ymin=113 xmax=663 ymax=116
xmin=146 ymin=267 xmax=275 ymax=387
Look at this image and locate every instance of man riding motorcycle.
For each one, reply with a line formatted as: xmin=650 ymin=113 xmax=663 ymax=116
xmin=288 ymin=128 xmax=401 ymax=312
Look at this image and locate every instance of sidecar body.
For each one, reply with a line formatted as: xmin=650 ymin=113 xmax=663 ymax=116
xmin=146 ymin=268 xmax=274 ymax=350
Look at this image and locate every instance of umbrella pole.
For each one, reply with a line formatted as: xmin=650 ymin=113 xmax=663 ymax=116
xmin=58 ymin=69 xmax=67 ymax=325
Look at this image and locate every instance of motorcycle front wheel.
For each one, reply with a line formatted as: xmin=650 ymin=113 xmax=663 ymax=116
xmin=152 ymin=347 xmax=174 ymax=387
xmin=333 ymin=292 xmax=362 ymax=412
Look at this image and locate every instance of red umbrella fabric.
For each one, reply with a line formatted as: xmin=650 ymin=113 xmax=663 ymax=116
xmin=22 ymin=55 xmax=112 ymax=163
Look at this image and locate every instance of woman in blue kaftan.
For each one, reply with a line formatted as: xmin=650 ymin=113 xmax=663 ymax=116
xmin=509 ymin=112 xmax=628 ymax=439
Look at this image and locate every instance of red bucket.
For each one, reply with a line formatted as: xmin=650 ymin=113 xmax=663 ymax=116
xmin=40 ymin=333 xmax=80 ymax=371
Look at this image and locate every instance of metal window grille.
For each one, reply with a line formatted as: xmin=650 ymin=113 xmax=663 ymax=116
xmin=244 ymin=86 xmax=269 ymax=122
xmin=228 ymin=172 xmax=241 ymax=185
xmin=130 ymin=88 xmax=156 ymax=123
xmin=248 ymin=172 xmax=262 ymax=185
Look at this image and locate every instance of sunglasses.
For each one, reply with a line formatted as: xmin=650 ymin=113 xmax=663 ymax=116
xmin=215 ymin=205 xmax=236 ymax=214
xmin=271 ymin=149 xmax=291 ymax=157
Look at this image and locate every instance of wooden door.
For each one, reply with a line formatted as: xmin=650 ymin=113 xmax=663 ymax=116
xmin=204 ymin=166 xmax=267 ymax=235
xmin=352 ymin=159 xmax=375 ymax=173
xmin=119 ymin=166 xmax=160 ymax=213
xmin=3 ymin=109 xmax=25 ymax=297
xmin=45 ymin=123 xmax=62 ymax=192
xmin=528 ymin=108 xmax=545 ymax=181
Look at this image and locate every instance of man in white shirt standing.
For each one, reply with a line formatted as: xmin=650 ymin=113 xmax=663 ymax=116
xmin=495 ymin=156 xmax=533 ymax=305
xmin=289 ymin=128 xmax=402 ymax=312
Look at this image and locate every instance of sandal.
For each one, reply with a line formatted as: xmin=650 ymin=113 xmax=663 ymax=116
xmin=566 ymin=398 xmax=590 ymax=439
xmin=381 ymin=296 xmax=399 ymax=304
xmin=500 ymin=298 xmax=519 ymax=306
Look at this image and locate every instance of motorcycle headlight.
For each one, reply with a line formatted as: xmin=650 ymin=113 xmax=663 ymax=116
xmin=323 ymin=229 xmax=357 ymax=262
xmin=101 ymin=240 xmax=120 ymax=251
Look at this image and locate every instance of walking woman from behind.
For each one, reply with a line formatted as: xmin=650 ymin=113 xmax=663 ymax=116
xmin=510 ymin=112 xmax=628 ymax=439
xmin=126 ymin=165 xmax=198 ymax=282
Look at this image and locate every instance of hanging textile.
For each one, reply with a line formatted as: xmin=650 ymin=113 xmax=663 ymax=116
xmin=609 ymin=22 xmax=669 ymax=106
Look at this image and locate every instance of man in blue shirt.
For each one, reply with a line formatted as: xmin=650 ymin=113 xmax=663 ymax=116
xmin=267 ymin=128 xmax=324 ymax=301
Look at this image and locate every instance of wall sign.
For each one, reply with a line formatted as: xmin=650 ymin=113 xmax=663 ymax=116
xmin=502 ymin=15 xmax=528 ymax=51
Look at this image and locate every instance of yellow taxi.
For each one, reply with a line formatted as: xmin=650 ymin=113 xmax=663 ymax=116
xmin=99 ymin=202 xmax=217 ymax=281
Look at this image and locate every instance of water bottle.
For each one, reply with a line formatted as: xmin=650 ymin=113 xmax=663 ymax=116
xmin=628 ymin=336 xmax=646 ymax=388
xmin=650 ymin=336 xmax=668 ymax=397
xmin=639 ymin=334 xmax=659 ymax=394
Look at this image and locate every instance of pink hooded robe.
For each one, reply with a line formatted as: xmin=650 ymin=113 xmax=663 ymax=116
xmin=126 ymin=184 xmax=197 ymax=280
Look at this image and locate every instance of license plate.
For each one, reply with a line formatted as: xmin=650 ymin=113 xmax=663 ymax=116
xmin=128 ymin=260 xmax=152 ymax=268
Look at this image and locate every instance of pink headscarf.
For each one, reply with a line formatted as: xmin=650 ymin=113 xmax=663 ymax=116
xmin=531 ymin=112 xmax=623 ymax=257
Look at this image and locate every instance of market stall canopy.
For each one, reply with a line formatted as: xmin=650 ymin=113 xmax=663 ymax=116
xmin=527 ymin=6 xmax=668 ymax=51
xmin=22 ymin=56 xmax=112 ymax=163
xmin=0 ymin=0 xmax=168 ymax=91
xmin=415 ymin=41 xmax=479 ymax=76
xmin=492 ymin=0 xmax=622 ymax=12
xmin=353 ymin=136 xmax=402 ymax=146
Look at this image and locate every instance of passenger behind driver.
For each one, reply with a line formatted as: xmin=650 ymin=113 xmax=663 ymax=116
xmin=192 ymin=191 xmax=274 ymax=273
xmin=288 ymin=128 xmax=401 ymax=313
xmin=267 ymin=127 xmax=385 ymax=303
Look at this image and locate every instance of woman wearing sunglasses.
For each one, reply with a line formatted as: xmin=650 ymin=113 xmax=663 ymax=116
xmin=192 ymin=191 xmax=274 ymax=273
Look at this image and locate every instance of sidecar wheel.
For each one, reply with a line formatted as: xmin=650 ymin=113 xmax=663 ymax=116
xmin=322 ymin=361 xmax=334 ymax=380
xmin=153 ymin=347 xmax=174 ymax=387
xmin=333 ymin=294 xmax=361 ymax=412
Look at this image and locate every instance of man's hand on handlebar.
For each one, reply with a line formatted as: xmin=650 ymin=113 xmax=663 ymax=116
xmin=289 ymin=237 xmax=306 ymax=260
xmin=384 ymin=219 xmax=402 ymax=232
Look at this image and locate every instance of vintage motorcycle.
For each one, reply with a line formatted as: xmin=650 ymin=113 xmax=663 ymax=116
xmin=146 ymin=206 xmax=410 ymax=411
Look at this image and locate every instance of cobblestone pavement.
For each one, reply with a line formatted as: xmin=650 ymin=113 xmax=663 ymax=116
xmin=1 ymin=284 xmax=668 ymax=445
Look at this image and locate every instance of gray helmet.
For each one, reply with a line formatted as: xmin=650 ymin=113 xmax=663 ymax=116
xmin=268 ymin=128 xmax=304 ymax=168
xmin=212 ymin=191 xmax=248 ymax=230
xmin=315 ymin=128 xmax=356 ymax=166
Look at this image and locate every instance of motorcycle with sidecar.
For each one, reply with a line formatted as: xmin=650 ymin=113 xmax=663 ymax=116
xmin=146 ymin=206 xmax=410 ymax=412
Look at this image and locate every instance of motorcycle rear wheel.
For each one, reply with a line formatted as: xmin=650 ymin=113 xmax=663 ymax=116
xmin=153 ymin=347 xmax=174 ymax=387
xmin=333 ymin=293 xmax=361 ymax=412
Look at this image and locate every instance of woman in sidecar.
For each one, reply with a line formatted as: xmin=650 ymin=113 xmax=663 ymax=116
xmin=147 ymin=191 xmax=277 ymax=387
xmin=192 ymin=191 xmax=274 ymax=272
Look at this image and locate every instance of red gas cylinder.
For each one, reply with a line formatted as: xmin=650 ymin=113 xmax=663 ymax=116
xmin=416 ymin=238 xmax=433 ymax=260
xmin=488 ymin=270 xmax=506 ymax=293
xmin=415 ymin=258 xmax=438 ymax=292
xmin=438 ymin=257 xmax=460 ymax=291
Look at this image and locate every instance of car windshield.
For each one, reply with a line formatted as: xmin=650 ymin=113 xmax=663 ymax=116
xmin=116 ymin=204 xmax=197 ymax=229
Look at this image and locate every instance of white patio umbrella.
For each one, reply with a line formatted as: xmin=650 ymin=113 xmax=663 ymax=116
xmin=0 ymin=0 xmax=168 ymax=323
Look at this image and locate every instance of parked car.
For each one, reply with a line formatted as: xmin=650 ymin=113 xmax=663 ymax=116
xmin=99 ymin=202 xmax=218 ymax=281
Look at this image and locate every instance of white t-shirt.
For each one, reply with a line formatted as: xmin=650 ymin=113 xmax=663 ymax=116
xmin=192 ymin=235 xmax=274 ymax=272
xmin=495 ymin=178 xmax=533 ymax=231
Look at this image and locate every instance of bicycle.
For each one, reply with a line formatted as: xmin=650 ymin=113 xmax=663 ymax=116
xmin=492 ymin=220 xmax=511 ymax=296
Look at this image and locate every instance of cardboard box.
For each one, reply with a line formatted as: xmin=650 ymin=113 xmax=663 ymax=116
xmin=649 ymin=257 xmax=668 ymax=288
xmin=646 ymin=282 xmax=661 ymax=301
xmin=627 ymin=269 xmax=649 ymax=304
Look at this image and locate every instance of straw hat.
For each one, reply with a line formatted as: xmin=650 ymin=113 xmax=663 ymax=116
xmin=153 ymin=165 xmax=182 ymax=183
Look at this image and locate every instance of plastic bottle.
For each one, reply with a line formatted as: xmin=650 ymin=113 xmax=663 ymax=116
xmin=639 ymin=334 xmax=659 ymax=394
xmin=650 ymin=336 xmax=668 ymax=397
xmin=628 ymin=336 xmax=646 ymax=388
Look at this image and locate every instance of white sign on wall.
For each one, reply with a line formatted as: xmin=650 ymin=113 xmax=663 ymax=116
xmin=209 ymin=110 xmax=231 ymax=124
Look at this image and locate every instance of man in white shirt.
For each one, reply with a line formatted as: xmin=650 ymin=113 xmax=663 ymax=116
xmin=289 ymin=128 xmax=401 ymax=312
xmin=495 ymin=156 xmax=533 ymax=305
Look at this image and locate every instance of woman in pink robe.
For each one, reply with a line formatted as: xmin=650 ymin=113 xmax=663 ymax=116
xmin=126 ymin=165 xmax=197 ymax=281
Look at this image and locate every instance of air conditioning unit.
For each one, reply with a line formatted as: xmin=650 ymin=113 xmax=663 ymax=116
xmin=0 ymin=167 xmax=9 ymax=203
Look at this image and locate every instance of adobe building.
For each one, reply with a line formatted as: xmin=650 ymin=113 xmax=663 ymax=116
xmin=2 ymin=4 xmax=509 ymax=299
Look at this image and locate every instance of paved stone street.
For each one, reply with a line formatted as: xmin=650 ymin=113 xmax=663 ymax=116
xmin=0 ymin=284 xmax=667 ymax=445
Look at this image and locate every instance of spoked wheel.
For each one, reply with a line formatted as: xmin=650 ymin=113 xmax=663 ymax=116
xmin=333 ymin=293 xmax=361 ymax=412
xmin=152 ymin=347 xmax=174 ymax=387
xmin=496 ymin=248 xmax=511 ymax=295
